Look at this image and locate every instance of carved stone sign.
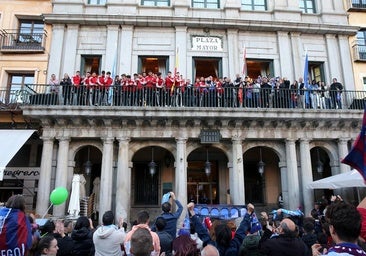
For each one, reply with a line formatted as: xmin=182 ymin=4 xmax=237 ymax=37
xmin=192 ymin=36 xmax=223 ymax=51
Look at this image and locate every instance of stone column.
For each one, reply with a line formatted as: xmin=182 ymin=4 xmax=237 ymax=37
xmin=47 ymin=24 xmax=65 ymax=79
xmin=286 ymin=139 xmax=300 ymax=210
xmin=36 ymin=137 xmax=54 ymax=216
xmin=338 ymin=35 xmax=355 ymax=90
xmin=175 ymin=26 xmax=187 ymax=76
xmin=120 ymin=25 xmax=133 ymax=74
xmin=325 ymin=34 xmax=341 ymax=81
xmin=53 ymin=137 xmax=70 ymax=216
xmin=115 ymin=137 xmax=131 ymax=223
xmin=338 ymin=138 xmax=350 ymax=174
xmin=231 ymin=137 xmax=245 ymax=204
xmin=277 ymin=31 xmax=293 ymax=77
xmin=279 ymin=161 xmax=289 ymax=209
xmin=99 ymin=137 xmax=114 ymax=221
xmin=62 ymin=24 xmax=79 ymax=74
xmin=227 ymin=29 xmax=239 ymax=80
xmin=105 ymin=25 xmax=119 ymax=72
xmin=175 ymin=138 xmax=187 ymax=228
xmin=299 ymin=139 xmax=314 ymax=216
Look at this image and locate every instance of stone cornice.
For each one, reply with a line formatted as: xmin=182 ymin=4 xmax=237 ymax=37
xmin=22 ymin=106 xmax=363 ymax=132
xmin=42 ymin=14 xmax=358 ymax=35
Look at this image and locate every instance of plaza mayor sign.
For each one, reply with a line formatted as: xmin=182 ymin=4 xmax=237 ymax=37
xmin=191 ymin=36 xmax=223 ymax=51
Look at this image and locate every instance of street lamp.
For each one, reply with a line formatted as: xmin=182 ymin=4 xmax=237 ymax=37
xmin=205 ymin=148 xmax=211 ymax=177
xmin=258 ymin=147 xmax=265 ymax=176
xmin=84 ymin=146 xmax=92 ymax=176
xmin=316 ymin=148 xmax=324 ymax=174
xmin=148 ymin=146 xmax=156 ymax=177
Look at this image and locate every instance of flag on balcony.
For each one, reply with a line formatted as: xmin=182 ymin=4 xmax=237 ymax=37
xmin=171 ymin=47 xmax=179 ymax=95
xmin=242 ymin=46 xmax=247 ymax=76
xmin=341 ymin=107 xmax=366 ymax=182
xmin=303 ymin=51 xmax=309 ymax=89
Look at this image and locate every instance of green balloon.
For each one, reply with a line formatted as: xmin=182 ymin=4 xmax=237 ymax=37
xmin=50 ymin=187 xmax=69 ymax=205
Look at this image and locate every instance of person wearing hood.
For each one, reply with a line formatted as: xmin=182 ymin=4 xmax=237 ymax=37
xmin=93 ymin=210 xmax=126 ymax=256
xmin=71 ymin=216 xmax=95 ymax=256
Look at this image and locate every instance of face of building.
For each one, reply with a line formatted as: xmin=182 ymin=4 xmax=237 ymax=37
xmin=1 ymin=0 xmax=365 ymax=225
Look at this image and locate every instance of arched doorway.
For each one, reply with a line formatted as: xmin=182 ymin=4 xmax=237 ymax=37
xmin=243 ymin=147 xmax=280 ymax=207
xmin=311 ymin=146 xmax=332 ymax=204
xmin=187 ymin=146 xmax=228 ymax=205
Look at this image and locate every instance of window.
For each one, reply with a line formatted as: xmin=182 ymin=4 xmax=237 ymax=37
xmin=18 ymin=20 xmax=44 ymax=43
xmin=6 ymin=74 xmax=34 ymax=104
xmin=241 ymin=0 xmax=267 ymax=11
xmin=356 ymin=31 xmax=366 ymax=60
xmin=299 ymin=0 xmax=316 ymax=13
xmin=141 ymin=0 xmax=169 ymax=6
xmin=81 ymin=55 xmax=102 ymax=76
xmin=138 ymin=56 xmax=168 ymax=76
xmin=352 ymin=0 xmax=366 ymax=8
xmin=192 ymin=0 xmax=219 ymax=8
xmin=88 ymin=0 xmax=106 ymax=4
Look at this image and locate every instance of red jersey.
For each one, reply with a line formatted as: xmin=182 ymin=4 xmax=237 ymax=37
xmin=104 ymin=76 xmax=113 ymax=89
xmin=165 ymin=75 xmax=174 ymax=89
xmin=156 ymin=77 xmax=164 ymax=88
xmin=145 ymin=75 xmax=155 ymax=88
xmin=72 ymin=75 xmax=81 ymax=88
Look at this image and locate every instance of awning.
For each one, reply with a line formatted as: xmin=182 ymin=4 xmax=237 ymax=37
xmin=0 ymin=129 xmax=35 ymax=180
xmin=307 ymin=170 xmax=366 ymax=189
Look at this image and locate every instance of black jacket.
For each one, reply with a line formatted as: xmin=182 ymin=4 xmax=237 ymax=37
xmin=53 ymin=233 xmax=74 ymax=256
xmin=260 ymin=234 xmax=309 ymax=256
xmin=71 ymin=227 xmax=95 ymax=256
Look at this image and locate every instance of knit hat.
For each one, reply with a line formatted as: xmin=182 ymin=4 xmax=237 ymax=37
xmin=250 ymin=222 xmax=262 ymax=234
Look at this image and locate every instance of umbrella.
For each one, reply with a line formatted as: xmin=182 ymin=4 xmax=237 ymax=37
xmin=307 ymin=170 xmax=366 ymax=189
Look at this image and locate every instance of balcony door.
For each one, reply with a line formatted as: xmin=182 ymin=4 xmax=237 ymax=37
xmin=81 ymin=55 xmax=101 ymax=76
xmin=6 ymin=73 xmax=34 ymax=104
xmin=193 ymin=57 xmax=221 ymax=81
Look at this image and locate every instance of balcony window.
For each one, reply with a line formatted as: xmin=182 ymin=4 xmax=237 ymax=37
xmin=300 ymin=0 xmax=316 ymax=13
xmin=356 ymin=30 xmax=366 ymax=60
xmin=88 ymin=0 xmax=106 ymax=4
xmin=3 ymin=74 xmax=34 ymax=104
xmin=192 ymin=0 xmax=219 ymax=8
xmin=141 ymin=0 xmax=169 ymax=6
xmin=18 ymin=20 xmax=44 ymax=44
xmin=352 ymin=0 xmax=366 ymax=8
xmin=241 ymin=0 xmax=267 ymax=11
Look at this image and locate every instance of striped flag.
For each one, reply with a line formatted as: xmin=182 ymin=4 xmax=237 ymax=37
xmin=342 ymin=107 xmax=366 ymax=182
xmin=171 ymin=47 xmax=179 ymax=94
xmin=242 ymin=46 xmax=247 ymax=76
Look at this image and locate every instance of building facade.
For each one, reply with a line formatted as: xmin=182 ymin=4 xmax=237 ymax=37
xmin=1 ymin=0 xmax=365 ymax=226
xmin=346 ymin=0 xmax=366 ymax=90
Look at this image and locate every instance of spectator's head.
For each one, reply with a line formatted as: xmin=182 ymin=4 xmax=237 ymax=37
xmin=214 ymin=222 xmax=232 ymax=247
xmin=325 ymin=201 xmax=361 ymax=243
xmin=5 ymin=194 xmax=26 ymax=211
xmin=302 ymin=218 xmax=315 ymax=234
xmin=162 ymin=202 xmax=172 ymax=213
xmin=130 ymin=228 xmax=153 ymax=256
xmin=64 ymin=220 xmax=73 ymax=234
xmin=38 ymin=235 xmax=58 ymax=256
xmin=201 ymin=244 xmax=219 ymax=256
xmin=172 ymin=234 xmax=198 ymax=256
xmin=137 ymin=210 xmax=150 ymax=224
xmin=74 ymin=216 xmax=90 ymax=230
xmin=155 ymin=217 xmax=166 ymax=231
xmin=40 ymin=220 xmax=55 ymax=236
xmin=277 ymin=218 xmax=297 ymax=238
xmin=102 ymin=211 xmax=114 ymax=226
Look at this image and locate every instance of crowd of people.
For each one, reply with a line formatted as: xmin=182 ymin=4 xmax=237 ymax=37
xmin=1 ymin=192 xmax=366 ymax=256
xmin=45 ymin=70 xmax=345 ymax=109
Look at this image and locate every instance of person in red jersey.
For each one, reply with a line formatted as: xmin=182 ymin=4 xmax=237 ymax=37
xmin=81 ymin=72 xmax=91 ymax=105
xmin=104 ymin=71 xmax=114 ymax=105
xmin=72 ymin=71 xmax=82 ymax=105
xmin=164 ymin=71 xmax=174 ymax=106
xmin=89 ymin=72 xmax=98 ymax=106
xmin=145 ymin=71 xmax=155 ymax=106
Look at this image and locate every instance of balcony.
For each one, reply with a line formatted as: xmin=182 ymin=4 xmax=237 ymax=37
xmin=352 ymin=44 xmax=366 ymax=61
xmin=0 ymin=29 xmax=47 ymax=53
xmin=346 ymin=0 xmax=366 ymax=11
xmin=1 ymin=84 xmax=366 ymax=110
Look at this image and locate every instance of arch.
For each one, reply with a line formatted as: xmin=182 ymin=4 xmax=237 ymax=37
xmin=309 ymin=141 xmax=338 ymax=167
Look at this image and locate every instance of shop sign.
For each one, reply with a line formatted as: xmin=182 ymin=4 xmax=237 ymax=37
xmin=191 ymin=36 xmax=223 ymax=51
xmin=3 ymin=168 xmax=40 ymax=178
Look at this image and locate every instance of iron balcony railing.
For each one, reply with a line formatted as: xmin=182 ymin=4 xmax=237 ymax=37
xmin=0 ymin=29 xmax=47 ymax=53
xmin=1 ymin=84 xmax=366 ymax=110
xmin=352 ymin=44 xmax=366 ymax=61
xmin=346 ymin=0 xmax=366 ymax=9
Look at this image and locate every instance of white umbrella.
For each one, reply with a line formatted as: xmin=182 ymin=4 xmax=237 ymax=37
xmin=307 ymin=170 xmax=366 ymax=189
